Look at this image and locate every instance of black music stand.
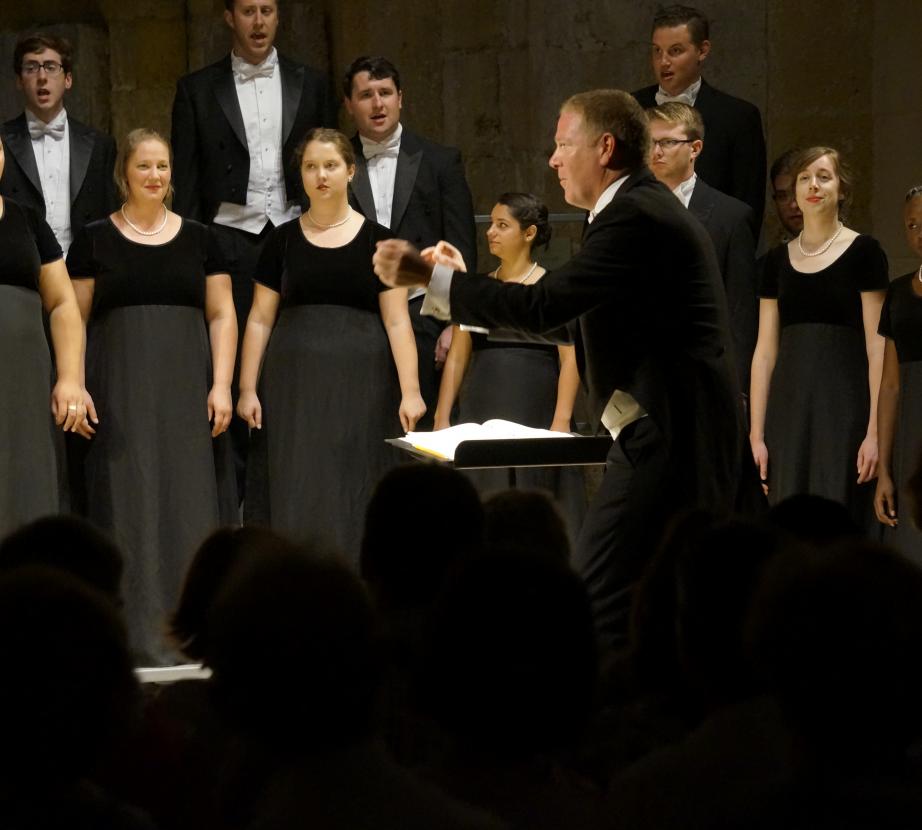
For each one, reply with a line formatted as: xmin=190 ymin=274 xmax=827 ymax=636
xmin=386 ymin=435 xmax=612 ymax=487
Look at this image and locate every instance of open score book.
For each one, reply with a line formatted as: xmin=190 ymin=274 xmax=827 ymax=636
xmin=404 ymin=419 xmax=573 ymax=461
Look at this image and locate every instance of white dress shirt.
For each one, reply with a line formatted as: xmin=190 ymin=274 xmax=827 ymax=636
xmin=360 ymin=122 xmax=402 ymax=230
xmin=361 ymin=123 xmax=426 ymax=302
xmin=213 ymin=48 xmax=299 ymax=234
xmin=672 ymin=172 xmax=697 ymax=208
xmin=655 ymin=76 xmax=702 ymax=106
xmin=27 ymin=108 xmax=72 ymax=254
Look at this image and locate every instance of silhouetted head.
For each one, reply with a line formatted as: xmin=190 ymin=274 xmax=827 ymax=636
xmin=747 ymin=541 xmax=922 ymax=768
xmin=0 ymin=566 xmax=137 ymax=789
xmin=170 ymin=526 xmax=293 ymax=661
xmin=627 ymin=509 xmax=717 ymax=694
xmin=627 ymin=511 xmax=782 ymax=713
xmin=423 ymin=552 xmax=597 ymax=758
xmin=673 ymin=519 xmax=782 ymax=709
xmin=767 ymin=493 xmax=863 ymax=547
xmin=206 ymin=543 xmax=382 ymax=757
xmin=361 ymin=464 xmax=485 ymax=612
xmin=482 ymin=488 xmax=570 ymax=563
xmin=0 ymin=515 xmax=123 ymax=602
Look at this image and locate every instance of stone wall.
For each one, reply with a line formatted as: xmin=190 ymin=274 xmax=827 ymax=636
xmin=0 ymin=1 xmax=916 ymax=273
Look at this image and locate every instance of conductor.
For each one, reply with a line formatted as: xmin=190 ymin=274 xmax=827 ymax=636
xmin=374 ymin=89 xmax=744 ymax=649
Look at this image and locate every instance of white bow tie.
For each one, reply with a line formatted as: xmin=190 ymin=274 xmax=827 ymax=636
xmin=655 ymin=88 xmax=697 ymax=106
xmin=361 ymin=134 xmax=400 ymax=161
xmin=28 ymin=111 xmax=66 ymax=141
xmin=232 ymin=51 xmax=277 ymax=82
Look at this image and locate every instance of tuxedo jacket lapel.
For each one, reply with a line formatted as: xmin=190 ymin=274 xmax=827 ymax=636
xmin=391 ymin=138 xmax=421 ymax=233
xmin=280 ymin=58 xmax=303 ymax=145
xmin=348 ymin=139 xmax=378 ymax=220
xmin=5 ymin=115 xmax=42 ymax=199
xmin=688 ymin=181 xmax=715 ymax=226
xmin=214 ymin=59 xmax=248 ymax=150
xmin=69 ymin=120 xmax=94 ymax=201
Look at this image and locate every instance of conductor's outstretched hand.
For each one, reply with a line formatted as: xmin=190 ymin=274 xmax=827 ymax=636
xmin=374 ymin=239 xmax=434 ymax=289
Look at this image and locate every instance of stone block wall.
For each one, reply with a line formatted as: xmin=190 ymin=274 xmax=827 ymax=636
xmin=0 ymin=1 xmax=916 ymax=274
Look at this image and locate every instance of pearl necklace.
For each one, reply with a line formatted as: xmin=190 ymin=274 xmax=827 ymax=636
xmin=797 ymin=222 xmax=844 ymax=257
xmin=306 ymin=209 xmax=350 ymax=229
xmin=121 ymin=204 xmax=168 ymax=236
xmin=496 ymin=261 xmax=538 ymax=284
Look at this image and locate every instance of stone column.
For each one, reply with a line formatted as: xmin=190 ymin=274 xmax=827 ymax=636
xmin=99 ymin=0 xmax=187 ymax=141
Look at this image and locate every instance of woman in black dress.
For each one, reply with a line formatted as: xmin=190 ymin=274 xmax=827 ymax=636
xmin=237 ymin=128 xmax=424 ymax=562
xmin=0 ymin=135 xmax=92 ymax=535
xmin=875 ymin=185 xmax=922 ymax=563
xmin=750 ymin=146 xmax=888 ymax=524
xmin=432 ymin=193 xmax=584 ymax=531
xmin=67 ymin=128 xmax=237 ymax=665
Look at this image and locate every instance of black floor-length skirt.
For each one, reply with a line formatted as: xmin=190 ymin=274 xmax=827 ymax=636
xmin=245 ymin=304 xmax=403 ymax=565
xmin=884 ymin=361 xmax=922 ymax=564
xmin=765 ymin=323 xmax=875 ymax=528
xmin=0 ymin=285 xmax=59 ymax=535
xmin=83 ymin=305 xmax=226 ymax=665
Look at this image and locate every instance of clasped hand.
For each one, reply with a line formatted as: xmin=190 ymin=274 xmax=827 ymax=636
xmin=51 ymin=379 xmax=97 ymax=439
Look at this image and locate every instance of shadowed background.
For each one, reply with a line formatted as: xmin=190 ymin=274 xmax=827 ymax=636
xmin=0 ymin=0 xmax=918 ymax=274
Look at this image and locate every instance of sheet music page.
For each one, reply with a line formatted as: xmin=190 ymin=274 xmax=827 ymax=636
xmin=405 ymin=419 xmax=571 ymax=461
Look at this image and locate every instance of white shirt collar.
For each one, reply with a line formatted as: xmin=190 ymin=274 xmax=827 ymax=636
xmin=673 ymin=172 xmax=697 ymax=208
xmin=231 ymin=47 xmax=278 ymax=81
xmin=360 ymin=122 xmax=402 ymax=158
xmin=587 ymin=173 xmax=630 ymax=223
xmin=655 ymin=76 xmax=702 ymax=106
xmin=26 ymin=107 xmax=68 ymax=134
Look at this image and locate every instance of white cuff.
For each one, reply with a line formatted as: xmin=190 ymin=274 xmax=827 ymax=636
xmin=420 ymin=262 xmax=454 ymax=321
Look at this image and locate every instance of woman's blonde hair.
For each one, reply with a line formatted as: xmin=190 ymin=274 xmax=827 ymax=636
xmin=113 ymin=128 xmax=174 ymax=204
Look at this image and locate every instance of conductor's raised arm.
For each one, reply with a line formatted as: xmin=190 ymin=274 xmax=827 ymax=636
xmin=374 ymin=239 xmax=435 ymax=289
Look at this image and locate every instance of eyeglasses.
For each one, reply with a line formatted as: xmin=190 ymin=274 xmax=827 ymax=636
xmin=651 ymin=138 xmax=693 ymax=150
xmin=21 ymin=61 xmax=65 ymax=76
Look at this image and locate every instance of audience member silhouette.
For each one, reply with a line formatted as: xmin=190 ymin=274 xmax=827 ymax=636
xmin=482 ymin=488 xmax=571 ymax=563
xmin=360 ymin=463 xmax=487 ymax=767
xmin=361 ymin=463 xmax=485 ymax=613
xmin=581 ymin=510 xmax=777 ymax=782
xmin=205 ymin=543 xmax=505 ymax=829
xmin=0 ymin=566 xmax=154 ymax=828
xmin=603 ymin=519 xmax=789 ymax=829
xmin=110 ymin=527 xmax=298 ymax=830
xmin=419 ymin=551 xmax=605 ymax=829
xmin=169 ymin=526 xmax=291 ymax=661
xmin=745 ymin=540 xmax=922 ymax=828
xmin=766 ymin=492 xmax=863 ymax=547
xmin=0 ymin=514 xmax=123 ymax=602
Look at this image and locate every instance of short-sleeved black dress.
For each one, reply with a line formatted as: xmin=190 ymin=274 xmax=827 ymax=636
xmin=0 ymin=199 xmax=64 ymax=536
xmin=759 ymin=235 xmax=889 ymax=522
xmin=67 ymin=218 xmax=233 ymax=665
xmin=458 ymin=331 xmax=587 ymax=539
xmin=878 ymin=272 xmax=922 ymax=563
xmin=244 ymin=218 xmax=401 ymax=562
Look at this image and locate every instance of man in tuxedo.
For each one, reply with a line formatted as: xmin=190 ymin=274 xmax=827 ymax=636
xmin=632 ymin=4 xmax=766 ymax=232
xmin=343 ymin=56 xmax=476 ymax=429
xmin=171 ymin=0 xmax=336 ymax=499
xmin=768 ymin=148 xmax=804 ymax=243
xmin=373 ymin=89 xmax=744 ymax=649
xmin=646 ymin=102 xmax=757 ymax=396
xmin=0 ymin=33 xmax=117 ymax=255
